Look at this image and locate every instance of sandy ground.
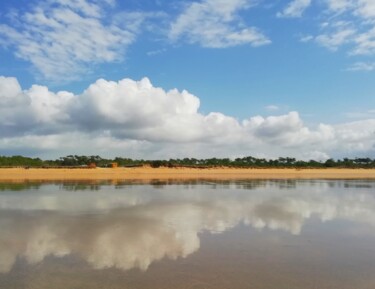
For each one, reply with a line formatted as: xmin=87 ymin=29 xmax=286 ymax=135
xmin=1 ymin=167 xmax=375 ymax=182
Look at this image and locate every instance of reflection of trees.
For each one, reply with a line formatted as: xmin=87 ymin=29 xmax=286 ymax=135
xmin=2 ymin=179 xmax=375 ymax=193
xmin=60 ymin=183 xmax=101 ymax=191
xmin=2 ymin=179 xmax=375 ymax=192
xmin=0 ymin=182 xmax=41 ymax=191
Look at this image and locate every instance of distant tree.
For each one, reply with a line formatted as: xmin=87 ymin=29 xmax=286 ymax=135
xmin=324 ymin=158 xmax=336 ymax=167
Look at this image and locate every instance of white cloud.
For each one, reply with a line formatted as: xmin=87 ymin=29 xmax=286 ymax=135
xmin=169 ymin=0 xmax=270 ymax=48
xmin=0 ymin=0 xmax=142 ymax=81
xmin=0 ymin=75 xmax=375 ymax=159
xmin=147 ymin=48 xmax=167 ymax=56
xmin=326 ymin=0 xmax=354 ymax=12
xmin=265 ymin=105 xmax=280 ymax=111
xmin=312 ymin=21 xmax=375 ymax=57
xmin=294 ymin=0 xmax=375 ymax=57
xmin=0 ymin=76 xmax=25 ymax=106
xmin=355 ymin=0 xmax=375 ymax=20
xmin=315 ymin=25 xmax=356 ymax=50
xmin=334 ymin=119 xmax=375 ymax=152
xmin=277 ymin=0 xmax=312 ymax=18
xmin=300 ymin=35 xmax=314 ymax=42
xmin=243 ymin=112 xmax=336 ymax=150
xmin=346 ymin=61 xmax=375 ymax=71
xmin=345 ymin=109 xmax=375 ymax=119
xmin=353 ymin=27 xmax=375 ymax=55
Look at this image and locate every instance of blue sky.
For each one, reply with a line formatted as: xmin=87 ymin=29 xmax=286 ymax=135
xmin=0 ymin=0 xmax=375 ymax=159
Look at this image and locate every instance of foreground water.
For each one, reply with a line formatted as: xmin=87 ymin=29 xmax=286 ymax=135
xmin=1 ymin=179 xmax=375 ymax=289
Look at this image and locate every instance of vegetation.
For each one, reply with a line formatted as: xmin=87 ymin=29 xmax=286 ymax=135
xmin=0 ymin=155 xmax=44 ymax=167
xmin=1 ymin=155 xmax=375 ymax=169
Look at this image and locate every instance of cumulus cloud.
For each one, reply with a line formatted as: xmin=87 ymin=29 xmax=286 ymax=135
xmin=243 ymin=112 xmax=336 ymax=149
xmin=334 ymin=119 xmax=375 ymax=152
xmin=0 ymin=75 xmax=375 ymax=159
xmin=0 ymin=0 xmax=143 ymax=81
xmin=169 ymin=0 xmax=270 ymax=48
xmin=1 ymin=180 xmax=375 ymax=273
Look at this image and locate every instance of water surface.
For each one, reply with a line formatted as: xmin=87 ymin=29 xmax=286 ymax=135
xmin=1 ymin=179 xmax=375 ymax=288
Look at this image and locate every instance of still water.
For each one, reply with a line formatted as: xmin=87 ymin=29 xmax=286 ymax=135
xmin=1 ymin=179 xmax=375 ymax=289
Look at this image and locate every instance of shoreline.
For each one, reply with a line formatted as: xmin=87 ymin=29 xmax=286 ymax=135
xmin=1 ymin=167 xmax=375 ymax=181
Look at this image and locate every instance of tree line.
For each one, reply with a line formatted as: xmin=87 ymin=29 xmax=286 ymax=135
xmin=1 ymin=155 xmax=375 ymax=168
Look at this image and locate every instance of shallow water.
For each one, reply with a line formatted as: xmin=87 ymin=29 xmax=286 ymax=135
xmin=1 ymin=179 xmax=375 ymax=289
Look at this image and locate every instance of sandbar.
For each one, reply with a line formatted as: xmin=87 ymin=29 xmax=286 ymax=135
xmin=1 ymin=167 xmax=375 ymax=182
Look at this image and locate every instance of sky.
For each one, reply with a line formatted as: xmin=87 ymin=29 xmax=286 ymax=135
xmin=0 ymin=0 xmax=374 ymax=160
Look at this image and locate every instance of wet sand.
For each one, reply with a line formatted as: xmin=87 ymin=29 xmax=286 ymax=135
xmin=2 ymin=180 xmax=375 ymax=289
xmin=1 ymin=167 xmax=375 ymax=181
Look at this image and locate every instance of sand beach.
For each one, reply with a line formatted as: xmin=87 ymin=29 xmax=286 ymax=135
xmin=0 ymin=167 xmax=375 ymax=181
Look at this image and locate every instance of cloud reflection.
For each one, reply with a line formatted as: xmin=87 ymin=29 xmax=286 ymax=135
xmin=1 ymin=181 xmax=375 ymax=273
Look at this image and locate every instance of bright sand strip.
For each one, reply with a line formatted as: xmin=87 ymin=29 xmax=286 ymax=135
xmin=1 ymin=167 xmax=375 ymax=182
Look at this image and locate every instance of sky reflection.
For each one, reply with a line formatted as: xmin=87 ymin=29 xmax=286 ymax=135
xmin=1 ymin=180 xmax=375 ymax=274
